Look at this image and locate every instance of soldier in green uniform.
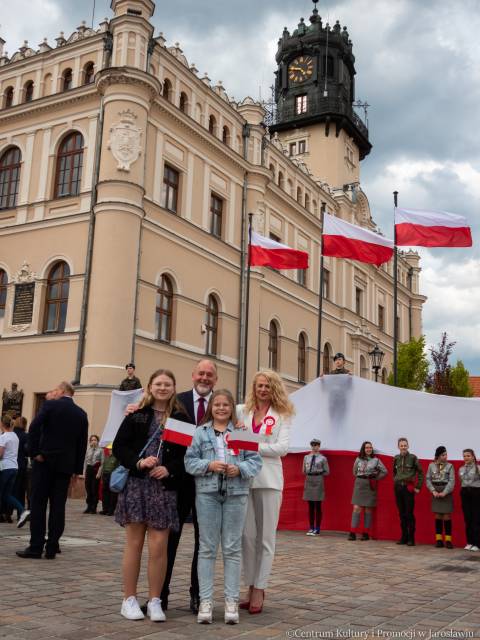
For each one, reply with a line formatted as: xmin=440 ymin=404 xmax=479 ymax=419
xmin=119 ymin=363 xmax=142 ymax=391
xmin=393 ymin=437 xmax=424 ymax=546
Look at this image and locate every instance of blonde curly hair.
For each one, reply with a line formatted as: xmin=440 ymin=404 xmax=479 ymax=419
xmin=244 ymin=369 xmax=295 ymax=418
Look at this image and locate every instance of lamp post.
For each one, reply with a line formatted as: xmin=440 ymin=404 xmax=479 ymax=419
xmin=369 ymin=344 xmax=385 ymax=382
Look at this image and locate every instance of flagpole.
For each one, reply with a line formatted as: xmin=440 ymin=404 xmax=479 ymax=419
xmin=242 ymin=213 xmax=254 ymax=398
xmin=393 ymin=190 xmax=399 ymax=385
xmin=316 ymin=203 xmax=326 ymax=377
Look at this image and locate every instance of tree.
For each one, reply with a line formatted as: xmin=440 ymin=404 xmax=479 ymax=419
xmin=388 ymin=336 xmax=429 ymax=390
xmin=427 ymin=332 xmax=456 ymax=395
xmin=426 ymin=332 xmax=474 ymax=397
xmin=449 ymin=360 xmax=474 ymax=397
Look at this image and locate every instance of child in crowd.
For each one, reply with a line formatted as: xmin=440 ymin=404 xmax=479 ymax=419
xmin=185 ymin=389 xmax=262 ymax=625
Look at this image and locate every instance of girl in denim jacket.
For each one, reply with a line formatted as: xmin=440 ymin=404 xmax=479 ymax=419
xmin=184 ymin=389 xmax=262 ymax=625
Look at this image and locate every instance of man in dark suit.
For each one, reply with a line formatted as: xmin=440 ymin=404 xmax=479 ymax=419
xmin=161 ymin=359 xmax=217 ymax=613
xmin=16 ymin=381 xmax=88 ymax=559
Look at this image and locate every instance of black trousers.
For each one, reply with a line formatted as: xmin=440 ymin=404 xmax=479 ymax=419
xmin=85 ymin=465 xmax=100 ymax=511
xmin=461 ymin=486 xmax=480 ymax=547
xmin=161 ymin=487 xmax=199 ymax=602
xmin=101 ymin=472 xmax=118 ymax=515
xmin=394 ymin=483 xmax=416 ymax=541
xmin=29 ymin=461 xmax=71 ymax=554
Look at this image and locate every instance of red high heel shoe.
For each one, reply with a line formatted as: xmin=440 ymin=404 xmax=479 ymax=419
xmin=239 ymin=585 xmax=253 ymax=610
xmin=248 ymin=589 xmax=264 ymax=614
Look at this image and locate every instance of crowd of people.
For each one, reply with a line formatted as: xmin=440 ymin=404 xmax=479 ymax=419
xmin=1 ymin=356 xmax=479 ymax=629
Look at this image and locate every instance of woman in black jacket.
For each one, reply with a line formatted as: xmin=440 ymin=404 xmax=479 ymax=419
xmin=113 ymin=368 xmax=190 ymax=623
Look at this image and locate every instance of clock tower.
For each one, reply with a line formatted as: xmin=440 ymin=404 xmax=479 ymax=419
xmin=270 ymin=1 xmax=371 ymax=189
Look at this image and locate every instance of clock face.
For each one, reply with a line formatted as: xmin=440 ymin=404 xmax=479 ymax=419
xmin=288 ymin=56 xmax=314 ymax=84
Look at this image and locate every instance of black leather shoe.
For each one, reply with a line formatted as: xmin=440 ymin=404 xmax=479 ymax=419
xmin=16 ymin=548 xmax=42 ymax=559
xmin=190 ymin=594 xmax=200 ymax=614
xmin=396 ymin=539 xmax=407 ymax=545
xmin=45 ymin=550 xmax=56 ymax=559
xmin=407 ymin=540 xmax=415 ymax=546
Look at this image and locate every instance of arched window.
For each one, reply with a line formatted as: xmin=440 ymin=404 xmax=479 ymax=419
xmin=24 ymin=81 xmax=34 ymax=103
xmin=0 ymin=147 xmax=21 ymax=210
xmin=298 ymin=332 xmax=307 ymax=383
xmin=163 ymin=78 xmax=172 ymax=101
xmin=62 ymin=68 xmax=73 ymax=91
xmin=222 ymin=125 xmax=230 ymax=145
xmin=381 ymin=367 xmax=388 ymax=384
xmin=323 ymin=342 xmax=332 ymax=374
xmin=278 ymin=171 xmax=284 ymax=189
xmin=83 ymin=62 xmax=95 ymax=85
xmin=4 ymin=86 xmax=14 ymax=109
xmin=297 ymin=186 xmax=302 ymax=203
xmin=269 ymin=163 xmax=275 ymax=177
xmin=208 ymin=115 xmax=216 ymax=135
xmin=0 ymin=269 xmax=7 ymax=319
xmin=55 ymin=132 xmax=84 ymax=198
xmin=155 ymin=274 xmax=173 ymax=343
xmin=44 ymin=261 xmax=70 ymax=333
xmin=179 ymin=92 xmax=188 ymax=113
xmin=205 ymin=295 xmax=218 ymax=356
xmin=305 ymin=193 xmax=310 ymax=211
xmin=323 ymin=55 xmax=334 ymax=78
xmin=268 ymin=321 xmax=279 ymax=371
xmin=312 ymin=199 xmax=318 ymax=216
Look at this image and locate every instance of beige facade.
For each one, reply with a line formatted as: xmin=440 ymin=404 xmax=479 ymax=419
xmin=0 ymin=0 xmax=426 ymax=432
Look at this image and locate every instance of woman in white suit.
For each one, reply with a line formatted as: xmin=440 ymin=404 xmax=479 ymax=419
xmin=237 ymin=370 xmax=294 ymax=614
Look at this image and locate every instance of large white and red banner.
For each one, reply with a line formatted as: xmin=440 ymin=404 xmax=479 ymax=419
xmin=322 ymin=213 xmax=394 ymax=266
xmin=278 ymin=376 xmax=480 ymax=543
xmin=395 ymin=208 xmax=472 ymax=247
xmin=249 ymin=231 xmax=309 ymax=270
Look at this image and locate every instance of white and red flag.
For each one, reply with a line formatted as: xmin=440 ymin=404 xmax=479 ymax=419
xmin=395 ymin=208 xmax=472 ymax=247
xmin=163 ymin=418 xmax=195 ymax=447
xmin=249 ymin=231 xmax=309 ymax=270
xmin=226 ymin=430 xmax=263 ymax=452
xmin=322 ymin=213 xmax=394 ymax=266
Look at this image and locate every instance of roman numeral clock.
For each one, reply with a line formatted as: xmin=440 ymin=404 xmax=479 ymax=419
xmin=288 ymin=55 xmax=314 ymax=84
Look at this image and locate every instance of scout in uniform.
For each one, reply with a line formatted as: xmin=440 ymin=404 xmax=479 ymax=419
xmin=426 ymin=446 xmax=455 ymax=548
xmin=393 ymin=437 xmax=424 ymax=546
xmin=302 ymin=439 xmax=329 ymax=535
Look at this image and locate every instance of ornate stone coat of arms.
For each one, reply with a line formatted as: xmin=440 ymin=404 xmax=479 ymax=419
xmin=108 ymin=109 xmax=142 ymax=171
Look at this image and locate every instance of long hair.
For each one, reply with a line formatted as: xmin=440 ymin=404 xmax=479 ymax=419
xmin=139 ymin=369 xmax=181 ymax=419
xmin=244 ymin=369 xmax=295 ymax=418
xmin=359 ymin=441 xmax=374 ymax=460
xmin=201 ymin=389 xmax=237 ymax=426
xmin=463 ymin=449 xmax=479 ymax=478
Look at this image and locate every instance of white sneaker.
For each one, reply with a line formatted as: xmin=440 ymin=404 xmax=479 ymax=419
xmin=470 ymin=545 xmax=479 ymax=551
xmin=306 ymin=529 xmax=315 ymax=536
xmin=224 ymin=598 xmax=239 ymax=624
xmin=17 ymin=510 xmax=31 ymax=529
xmin=464 ymin=544 xmax=473 ymax=551
xmin=197 ymin=600 xmax=213 ymax=624
xmin=121 ymin=596 xmax=144 ymax=620
xmin=147 ymin=597 xmax=166 ymax=622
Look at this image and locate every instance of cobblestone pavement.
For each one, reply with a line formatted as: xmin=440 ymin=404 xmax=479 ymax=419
xmin=1 ymin=500 xmax=479 ymax=640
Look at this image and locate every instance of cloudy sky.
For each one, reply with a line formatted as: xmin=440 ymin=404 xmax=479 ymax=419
xmin=2 ymin=0 xmax=479 ymax=373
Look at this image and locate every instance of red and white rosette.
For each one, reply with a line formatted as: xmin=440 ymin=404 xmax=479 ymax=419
xmin=263 ymin=415 xmax=276 ymax=435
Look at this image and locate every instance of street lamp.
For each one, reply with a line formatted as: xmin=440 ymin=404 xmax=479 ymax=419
xmin=369 ymin=344 xmax=385 ymax=382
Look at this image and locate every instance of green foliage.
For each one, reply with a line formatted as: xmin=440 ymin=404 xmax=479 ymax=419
xmin=388 ymin=336 xmax=429 ymax=390
xmin=449 ymin=360 xmax=474 ymax=397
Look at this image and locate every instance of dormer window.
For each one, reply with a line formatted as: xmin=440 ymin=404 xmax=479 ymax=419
xmin=295 ymin=94 xmax=308 ymax=115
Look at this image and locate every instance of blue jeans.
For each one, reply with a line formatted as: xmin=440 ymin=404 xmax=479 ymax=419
xmin=0 ymin=469 xmax=24 ymax=515
xmin=196 ymin=492 xmax=248 ymax=601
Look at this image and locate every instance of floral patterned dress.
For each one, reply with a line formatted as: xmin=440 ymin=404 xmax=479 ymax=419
xmin=115 ymin=417 xmax=179 ymax=531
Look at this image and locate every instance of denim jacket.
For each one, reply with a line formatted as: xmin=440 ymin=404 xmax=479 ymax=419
xmin=184 ymin=421 xmax=262 ymax=496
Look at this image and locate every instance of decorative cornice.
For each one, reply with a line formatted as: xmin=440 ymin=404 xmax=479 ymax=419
xmin=96 ymin=67 xmax=161 ymax=102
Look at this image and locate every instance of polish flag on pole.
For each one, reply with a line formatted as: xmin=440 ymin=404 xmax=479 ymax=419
xmin=163 ymin=418 xmax=195 ymax=447
xmin=322 ymin=213 xmax=394 ymax=266
xmin=249 ymin=231 xmax=309 ymax=269
xmin=225 ymin=431 xmax=263 ymax=452
xmin=395 ymin=208 xmax=472 ymax=247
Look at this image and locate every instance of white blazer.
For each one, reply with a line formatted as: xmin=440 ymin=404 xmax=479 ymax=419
xmin=237 ymin=405 xmax=291 ymax=491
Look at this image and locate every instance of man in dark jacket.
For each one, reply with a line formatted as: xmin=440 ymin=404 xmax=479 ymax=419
xmin=161 ymin=359 xmax=217 ymax=613
xmin=16 ymin=381 xmax=88 ymax=559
